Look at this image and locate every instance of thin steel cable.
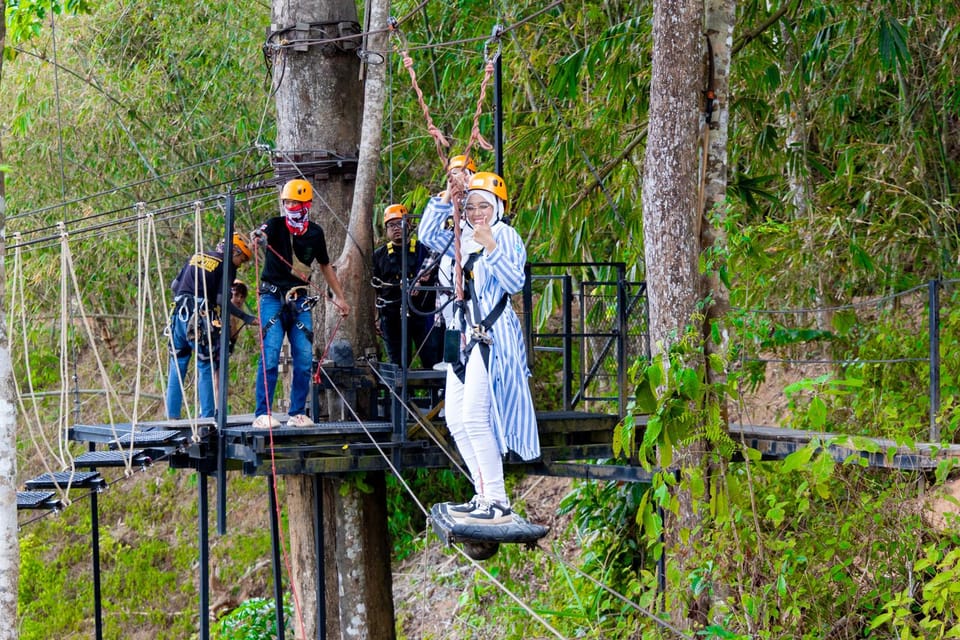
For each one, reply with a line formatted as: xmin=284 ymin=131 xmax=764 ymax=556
xmin=13 ymin=167 xmax=272 ymax=241
xmin=732 ymin=282 xmax=931 ymax=314
xmin=742 ymin=356 xmax=927 ymax=365
xmin=10 ymin=176 xmax=275 ymax=252
xmin=49 ymin=11 xmax=67 ymax=204
xmin=365 ymin=363 xmax=469 ymax=480
xmin=506 ymin=29 xmax=627 ymax=231
xmin=320 ymin=367 xmax=567 ymax=640
xmin=542 ymin=543 xmax=694 ymax=639
xmin=7 ymin=147 xmax=260 ymax=222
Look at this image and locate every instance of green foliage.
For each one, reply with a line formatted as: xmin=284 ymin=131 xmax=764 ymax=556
xmin=7 ymin=0 xmax=960 ymax=638
xmin=5 ymin=1 xmax=93 ymax=48
xmin=869 ymin=540 xmax=960 ymax=638
xmin=214 ymin=597 xmax=293 ymax=640
xmin=558 ymin=477 xmax=655 ymax=623
xmin=617 ymin=322 xmax=736 ymax=469
xmin=386 ymin=468 xmax=471 ymax=560
xmin=17 ymin=471 xmax=276 ymax=639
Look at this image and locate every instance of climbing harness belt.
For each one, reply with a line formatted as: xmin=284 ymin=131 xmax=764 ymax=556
xmin=258 ymin=281 xmax=319 ymax=343
xmin=450 ymin=253 xmax=509 ymax=383
xmin=167 ymin=295 xmax=220 ymax=360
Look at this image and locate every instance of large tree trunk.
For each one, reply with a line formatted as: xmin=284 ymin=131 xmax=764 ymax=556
xmin=328 ymin=0 xmax=394 ymax=637
xmin=701 ymin=0 xmax=734 ymax=333
xmin=701 ymin=0 xmax=736 ymax=624
xmin=0 ymin=3 xmax=21 ymax=637
xmin=641 ymin=0 xmax=704 ymax=629
xmin=271 ymin=0 xmax=393 ymax=637
xmin=0 ymin=197 xmax=19 ymax=640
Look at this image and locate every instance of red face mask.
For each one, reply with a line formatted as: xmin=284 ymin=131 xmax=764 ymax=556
xmin=284 ymin=201 xmax=310 ymax=214
xmin=283 ymin=201 xmax=311 ymax=235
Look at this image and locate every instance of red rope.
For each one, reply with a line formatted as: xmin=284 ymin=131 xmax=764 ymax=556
xmin=463 ymin=61 xmax=496 ymax=159
xmin=250 ymin=247 xmax=307 ymax=638
xmin=311 ymin=312 xmax=345 ymax=383
xmin=450 ymin=180 xmax=467 ymax=303
xmin=401 ymin=52 xmax=449 ymax=167
xmin=391 ymin=26 xmax=498 ymax=309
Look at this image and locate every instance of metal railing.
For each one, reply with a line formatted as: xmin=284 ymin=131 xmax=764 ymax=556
xmin=522 ymin=262 xmax=649 ymax=418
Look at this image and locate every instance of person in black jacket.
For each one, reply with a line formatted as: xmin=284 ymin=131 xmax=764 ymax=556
xmin=372 ymin=203 xmax=442 ymax=369
xmin=166 ymin=233 xmax=256 ymax=419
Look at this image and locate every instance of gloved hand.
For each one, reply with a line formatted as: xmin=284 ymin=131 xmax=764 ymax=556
xmin=251 ymin=228 xmax=267 ymax=247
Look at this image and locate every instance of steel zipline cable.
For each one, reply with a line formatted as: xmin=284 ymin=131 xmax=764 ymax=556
xmin=7 ymin=146 xmax=263 ymax=223
xmin=9 ymin=173 xmax=277 ymax=252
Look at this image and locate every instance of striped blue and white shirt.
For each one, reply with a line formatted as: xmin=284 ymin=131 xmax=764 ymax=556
xmin=419 ymin=197 xmax=540 ymax=461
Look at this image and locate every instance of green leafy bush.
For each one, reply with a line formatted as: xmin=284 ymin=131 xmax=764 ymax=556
xmin=214 ymin=597 xmax=293 ymax=640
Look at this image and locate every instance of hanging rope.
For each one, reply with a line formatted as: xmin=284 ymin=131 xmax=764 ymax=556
xmin=58 ymin=224 xmax=77 ymax=492
xmin=12 ymin=233 xmax=73 ymax=503
xmin=133 ymin=216 xmax=149 ymax=426
xmin=144 ymin=209 xmax=173 ymax=424
xmin=460 ymin=32 xmax=500 ymax=159
xmin=449 ymin=30 xmax=503 ymax=312
xmin=389 ymin=20 xmax=450 ymax=166
xmin=391 ymin=24 xmax=502 ymax=313
xmin=59 ymin=223 xmax=131 ymax=430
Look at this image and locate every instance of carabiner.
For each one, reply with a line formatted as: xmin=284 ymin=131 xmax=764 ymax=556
xmin=483 ymin=24 xmax=503 ymax=64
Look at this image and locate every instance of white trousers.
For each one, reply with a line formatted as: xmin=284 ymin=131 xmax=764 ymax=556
xmin=444 ymin=346 xmax=507 ymax=505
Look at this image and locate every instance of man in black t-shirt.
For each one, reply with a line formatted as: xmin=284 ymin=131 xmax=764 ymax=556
xmin=250 ymin=179 xmax=351 ymax=429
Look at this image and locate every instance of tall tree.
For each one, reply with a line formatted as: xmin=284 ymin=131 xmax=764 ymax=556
xmin=641 ymin=0 xmax=708 ymax=629
xmin=701 ymin=0 xmax=735 ymax=385
xmin=327 ymin=0 xmax=394 ymax=637
xmin=0 ymin=1 xmax=21 ymax=637
xmin=270 ymin=0 xmax=393 ymax=637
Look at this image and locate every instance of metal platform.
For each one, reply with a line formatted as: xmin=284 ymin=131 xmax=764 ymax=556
xmin=17 ymin=490 xmax=63 ymax=511
xmin=62 ymin=405 xmax=626 ymax=477
xmin=25 ymin=470 xmax=107 ymax=492
xmin=730 ymin=423 xmax=960 ymax=471
xmin=74 ymin=449 xmax=151 ymax=469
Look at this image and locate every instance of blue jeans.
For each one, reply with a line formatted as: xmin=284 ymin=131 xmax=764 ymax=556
xmin=255 ymin=292 xmax=314 ymax=417
xmin=166 ymin=302 xmax=216 ymax=419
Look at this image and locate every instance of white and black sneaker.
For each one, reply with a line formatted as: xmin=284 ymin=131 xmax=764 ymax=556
xmin=451 ymin=498 xmax=513 ymax=526
xmin=441 ymin=495 xmax=480 ymax=518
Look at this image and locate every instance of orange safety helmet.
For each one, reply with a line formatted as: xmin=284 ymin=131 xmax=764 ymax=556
xmin=383 ymin=203 xmax=408 ymax=225
xmin=281 ymin=179 xmax=313 ymax=202
xmin=232 ymin=232 xmax=253 ymax=259
xmin=447 ymin=154 xmax=477 ymax=173
xmin=467 ymin=172 xmax=509 ymax=213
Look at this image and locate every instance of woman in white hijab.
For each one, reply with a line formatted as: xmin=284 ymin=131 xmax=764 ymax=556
xmin=418 ymin=170 xmax=540 ymax=525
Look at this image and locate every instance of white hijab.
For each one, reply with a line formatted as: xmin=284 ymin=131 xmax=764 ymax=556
xmin=460 ymin=190 xmax=502 ymax=259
